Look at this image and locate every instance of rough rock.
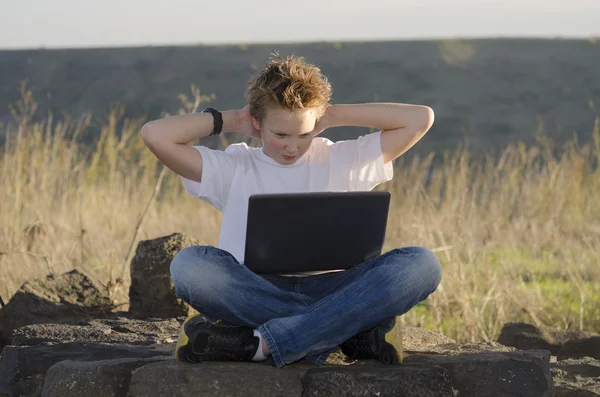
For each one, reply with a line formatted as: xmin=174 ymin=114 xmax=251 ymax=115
xmin=402 ymin=326 xmax=456 ymax=353
xmin=0 ymin=269 xmax=114 ymax=348
xmin=302 ymin=365 xmax=454 ymax=397
xmin=498 ymin=322 xmax=597 ymax=355
xmin=405 ymin=345 xmax=553 ymax=397
xmin=128 ymin=360 xmax=308 ymax=397
xmin=42 ymin=357 xmax=168 ymax=397
xmin=558 ymin=336 xmax=600 ymax=361
xmin=551 ymin=357 xmax=600 ymax=397
xmin=406 ymin=340 xmax=515 ymax=356
xmin=128 ymin=233 xmax=201 ymax=319
xmin=0 ymin=342 xmax=172 ymax=397
xmin=12 ymin=317 xmax=183 ymax=346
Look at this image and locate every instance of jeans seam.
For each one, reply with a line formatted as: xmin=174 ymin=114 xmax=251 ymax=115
xmin=303 ymin=266 xmax=371 ymax=314
xmin=293 ymin=281 xmax=312 ymax=305
xmin=257 ymin=324 xmax=284 ymax=368
xmin=296 ymin=293 xmax=312 ymax=306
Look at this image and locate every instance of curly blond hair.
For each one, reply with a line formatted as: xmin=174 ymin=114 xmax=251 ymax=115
xmin=245 ymin=52 xmax=332 ymax=124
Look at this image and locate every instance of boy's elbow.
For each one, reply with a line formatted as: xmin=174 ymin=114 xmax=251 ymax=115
xmin=141 ymin=122 xmax=157 ymax=146
xmin=421 ymin=106 xmax=435 ymax=132
xmin=424 ymin=106 xmax=435 ymax=126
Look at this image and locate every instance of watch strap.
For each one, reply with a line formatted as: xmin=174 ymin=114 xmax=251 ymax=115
xmin=201 ymin=107 xmax=223 ymax=136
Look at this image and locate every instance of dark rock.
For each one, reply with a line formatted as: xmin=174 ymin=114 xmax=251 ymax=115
xmin=128 ymin=360 xmax=307 ymax=397
xmin=402 ymin=327 xmax=456 ymax=353
xmin=12 ymin=317 xmax=183 ymax=346
xmin=498 ymin=322 xmax=596 ymax=355
xmin=41 ymin=357 xmax=168 ymax=397
xmin=558 ymin=336 xmax=600 ymax=361
xmin=0 ymin=342 xmax=171 ymax=397
xmin=0 ymin=269 xmax=114 ymax=348
xmin=302 ymin=365 xmax=454 ymax=397
xmin=551 ymin=357 xmax=600 ymax=397
xmin=405 ymin=347 xmax=553 ymax=397
xmin=128 ymin=233 xmax=200 ymax=319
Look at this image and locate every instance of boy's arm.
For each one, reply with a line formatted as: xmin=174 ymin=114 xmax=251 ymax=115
xmin=141 ymin=110 xmax=245 ymax=183
xmin=317 ymin=103 xmax=434 ymax=163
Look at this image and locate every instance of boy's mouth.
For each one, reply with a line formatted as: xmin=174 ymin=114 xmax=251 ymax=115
xmin=282 ymin=154 xmax=297 ymax=161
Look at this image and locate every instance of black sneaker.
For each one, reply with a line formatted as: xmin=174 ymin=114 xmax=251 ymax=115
xmin=340 ymin=317 xmax=403 ymax=364
xmin=175 ymin=314 xmax=260 ymax=363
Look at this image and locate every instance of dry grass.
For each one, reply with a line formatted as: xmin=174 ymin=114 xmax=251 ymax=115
xmin=1 ymin=84 xmax=599 ymax=341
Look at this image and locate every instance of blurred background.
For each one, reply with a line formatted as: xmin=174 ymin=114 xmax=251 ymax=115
xmin=1 ymin=0 xmax=600 ymax=154
xmin=0 ymin=0 xmax=599 ymax=341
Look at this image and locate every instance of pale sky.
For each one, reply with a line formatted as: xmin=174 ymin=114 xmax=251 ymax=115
xmin=1 ymin=0 xmax=599 ymax=49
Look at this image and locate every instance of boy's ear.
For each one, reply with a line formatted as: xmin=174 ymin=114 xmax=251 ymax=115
xmin=251 ymin=116 xmax=261 ymax=131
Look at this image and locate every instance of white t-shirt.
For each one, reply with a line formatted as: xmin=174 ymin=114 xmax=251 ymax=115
xmin=182 ymin=130 xmax=393 ymax=276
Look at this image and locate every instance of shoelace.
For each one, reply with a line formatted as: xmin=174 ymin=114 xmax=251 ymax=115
xmin=209 ymin=325 xmax=253 ymax=347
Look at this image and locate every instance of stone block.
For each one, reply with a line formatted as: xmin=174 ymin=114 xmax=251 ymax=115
xmin=128 ymin=233 xmax=201 ymax=319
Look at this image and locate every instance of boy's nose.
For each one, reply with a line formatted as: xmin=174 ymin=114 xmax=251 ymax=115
xmin=285 ymin=143 xmax=299 ymax=154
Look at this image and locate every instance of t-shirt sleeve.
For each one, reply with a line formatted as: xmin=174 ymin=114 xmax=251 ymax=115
xmin=181 ymin=145 xmax=240 ymax=212
xmin=328 ymin=130 xmax=394 ymax=191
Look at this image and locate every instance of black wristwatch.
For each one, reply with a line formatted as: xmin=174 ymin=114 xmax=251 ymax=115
xmin=201 ymin=107 xmax=223 ymax=136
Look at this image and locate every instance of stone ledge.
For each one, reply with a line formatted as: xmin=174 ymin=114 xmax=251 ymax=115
xmin=0 ymin=340 xmax=555 ymax=397
xmin=128 ymin=360 xmax=308 ymax=397
xmin=302 ymin=365 xmax=454 ymax=397
xmin=405 ymin=349 xmax=553 ymax=397
xmin=42 ymin=357 xmax=168 ymax=397
xmin=0 ymin=342 xmax=172 ymax=397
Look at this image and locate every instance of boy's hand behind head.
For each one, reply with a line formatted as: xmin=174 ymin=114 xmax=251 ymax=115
xmin=310 ymin=105 xmax=333 ymax=136
xmin=238 ymin=106 xmax=262 ymax=140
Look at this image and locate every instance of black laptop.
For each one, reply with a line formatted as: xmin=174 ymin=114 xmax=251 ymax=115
xmin=243 ymin=191 xmax=391 ymax=274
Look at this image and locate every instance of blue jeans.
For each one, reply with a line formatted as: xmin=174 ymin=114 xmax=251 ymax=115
xmin=170 ymin=245 xmax=442 ymax=368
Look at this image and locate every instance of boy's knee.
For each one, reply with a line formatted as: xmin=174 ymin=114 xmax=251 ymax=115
xmin=391 ymin=246 xmax=442 ymax=292
xmin=170 ymin=245 xmax=216 ymax=291
xmin=171 ymin=245 xmax=202 ymax=277
xmin=412 ymin=246 xmax=442 ymax=285
xmin=170 ymin=245 xmax=236 ymax=301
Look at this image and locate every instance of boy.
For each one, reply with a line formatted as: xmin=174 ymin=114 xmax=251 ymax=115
xmin=141 ymin=53 xmax=441 ymax=368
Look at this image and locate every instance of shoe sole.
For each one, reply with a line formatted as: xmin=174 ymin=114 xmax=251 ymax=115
xmin=175 ymin=315 xmax=193 ymax=362
xmin=175 ymin=315 xmax=206 ymax=363
xmin=376 ymin=317 xmax=404 ymax=365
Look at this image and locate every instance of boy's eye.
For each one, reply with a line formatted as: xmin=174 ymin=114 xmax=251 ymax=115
xmin=274 ymin=133 xmax=310 ymax=138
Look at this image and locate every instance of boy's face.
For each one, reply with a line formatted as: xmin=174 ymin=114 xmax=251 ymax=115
xmin=252 ymin=106 xmax=318 ymax=165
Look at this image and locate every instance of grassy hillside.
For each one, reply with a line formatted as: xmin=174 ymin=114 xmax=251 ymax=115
xmin=1 ymin=39 xmax=599 ymax=156
xmin=1 ymin=39 xmax=599 ymax=340
xmin=0 ymin=84 xmax=599 ymax=341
